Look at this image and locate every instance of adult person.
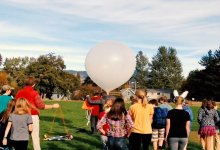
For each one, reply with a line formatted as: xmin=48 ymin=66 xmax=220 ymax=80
xmin=0 ymin=85 xmax=14 ymax=117
xmin=158 ymin=96 xmax=172 ymax=111
xmin=129 ymin=89 xmax=154 ymax=150
xmin=165 ymin=96 xmax=190 ymax=150
xmin=15 ymin=76 xmax=60 ymax=150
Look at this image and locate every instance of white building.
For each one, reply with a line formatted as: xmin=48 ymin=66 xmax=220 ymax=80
xmin=147 ymin=89 xmax=172 ymax=100
xmin=120 ymin=88 xmax=172 ymax=101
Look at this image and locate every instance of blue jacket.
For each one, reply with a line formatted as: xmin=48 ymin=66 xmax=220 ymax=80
xmin=183 ymin=105 xmax=193 ymax=129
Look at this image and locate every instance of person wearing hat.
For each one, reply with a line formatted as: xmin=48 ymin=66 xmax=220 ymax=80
xmin=0 ymin=85 xmax=14 ymax=116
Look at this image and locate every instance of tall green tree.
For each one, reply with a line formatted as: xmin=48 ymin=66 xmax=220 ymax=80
xmin=149 ymin=46 xmax=183 ymax=89
xmin=3 ymin=57 xmax=36 ymax=86
xmin=25 ymin=53 xmax=80 ymax=99
xmin=183 ymin=48 xmax=220 ymax=100
xmin=134 ymin=51 xmax=149 ymax=88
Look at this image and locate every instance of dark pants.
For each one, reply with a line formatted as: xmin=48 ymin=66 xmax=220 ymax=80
xmin=12 ymin=140 xmax=28 ymax=150
xmin=108 ymin=136 xmax=128 ymax=150
xmin=90 ymin=115 xmax=98 ymax=133
xmin=129 ymin=133 xmax=152 ymax=150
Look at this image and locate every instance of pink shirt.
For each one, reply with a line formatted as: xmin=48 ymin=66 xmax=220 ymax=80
xmin=97 ymin=113 xmax=134 ymax=137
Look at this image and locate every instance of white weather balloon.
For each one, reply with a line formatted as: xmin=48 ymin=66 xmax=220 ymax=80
xmin=85 ymin=41 xmax=136 ymax=94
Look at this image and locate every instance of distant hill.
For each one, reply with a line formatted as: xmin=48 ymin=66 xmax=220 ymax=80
xmin=65 ymin=70 xmax=88 ymax=80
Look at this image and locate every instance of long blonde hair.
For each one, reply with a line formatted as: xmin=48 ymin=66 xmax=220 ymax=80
xmin=135 ymin=89 xmax=148 ymax=107
xmin=14 ymin=98 xmax=31 ymax=115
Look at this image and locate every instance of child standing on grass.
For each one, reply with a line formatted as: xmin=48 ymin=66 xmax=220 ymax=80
xmin=2 ymin=98 xmax=33 ymax=150
xmin=129 ymin=90 xmax=154 ymax=150
xmin=97 ymin=98 xmax=134 ymax=150
xmin=198 ymin=100 xmax=219 ymax=150
xmin=98 ymin=98 xmax=114 ymax=150
xmin=213 ymin=101 xmax=220 ymax=150
xmin=165 ymin=96 xmax=190 ymax=150
xmin=0 ymin=99 xmax=16 ymax=150
xmin=149 ymin=99 xmax=168 ymax=150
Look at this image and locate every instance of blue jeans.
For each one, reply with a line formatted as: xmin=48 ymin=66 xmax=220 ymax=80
xmin=107 ymin=136 xmax=128 ymax=150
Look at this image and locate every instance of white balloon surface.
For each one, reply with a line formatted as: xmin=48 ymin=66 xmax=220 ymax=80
xmin=85 ymin=41 xmax=136 ymax=94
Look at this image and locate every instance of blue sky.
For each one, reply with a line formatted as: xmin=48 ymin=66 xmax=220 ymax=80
xmin=0 ymin=0 xmax=220 ymax=77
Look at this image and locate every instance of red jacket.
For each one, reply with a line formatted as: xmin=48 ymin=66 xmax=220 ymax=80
xmin=98 ymin=112 xmax=109 ymax=133
xmin=15 ymin=86 xmax=45 ymax=115
xmin=90 ymin=96 xmax=101 ymax=116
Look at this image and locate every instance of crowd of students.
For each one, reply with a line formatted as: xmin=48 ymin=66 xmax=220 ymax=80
xmin=0 ymin=79 xmax=220 ymax=150
xmin=85 ymin=90 xmax=220 ymax=150
xmin=0 ymin=76 xmax=60 ymax=150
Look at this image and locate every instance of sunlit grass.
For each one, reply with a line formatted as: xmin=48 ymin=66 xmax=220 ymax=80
xmin=27 ymin=101 xmax=203 ymax=150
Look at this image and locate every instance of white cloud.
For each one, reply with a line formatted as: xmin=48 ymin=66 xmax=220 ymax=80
xmin=1 ymin=0 xmax=220 ymax=77
xmin=6 ymin=0 xmax=220 ymax=25
xmin=0 ymin=43 xmax=87 ymax=54
xmin=0 ymin=22 xmax=59 ymax=41
xmin=0 ymin=43 xmax=88 ymax=71
xmin=181 ymin=56 xmax=204 ymax=77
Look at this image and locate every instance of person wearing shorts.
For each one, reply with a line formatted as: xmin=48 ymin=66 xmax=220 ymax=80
xmin=149 ymin=99 xmax=168 ymax=150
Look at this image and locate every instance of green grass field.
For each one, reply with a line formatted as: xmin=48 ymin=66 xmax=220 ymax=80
xmin=27 ymin=101 xmax=203 ymax=150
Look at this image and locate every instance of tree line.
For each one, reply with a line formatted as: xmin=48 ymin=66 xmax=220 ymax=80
xmin=134 ymin=46 xmax=220 ymax=101
xmin=0 ymin=46 xmax=219 ymax=101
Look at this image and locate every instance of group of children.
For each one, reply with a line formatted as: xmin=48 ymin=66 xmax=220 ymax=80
xmin=85 ymin=90 xmax=171 ymax=150
xmin=85 ymin=90 xmax=220 ymax=150
xmin=0 ymin=97 xmax=33 ymax=150
xmin=1 ymin=84 xmax=220 ymax=150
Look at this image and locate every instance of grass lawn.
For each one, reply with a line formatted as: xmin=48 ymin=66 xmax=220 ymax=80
xmin=27 ymin=101 xmax=204 ymax=150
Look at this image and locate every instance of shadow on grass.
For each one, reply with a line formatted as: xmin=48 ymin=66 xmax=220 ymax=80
xmin=40 ymin=116 xmax=74 ymax=131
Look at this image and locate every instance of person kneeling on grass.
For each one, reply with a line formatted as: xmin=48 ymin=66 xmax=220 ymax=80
xmin=2 ymin=98 xmax=33 ymax=150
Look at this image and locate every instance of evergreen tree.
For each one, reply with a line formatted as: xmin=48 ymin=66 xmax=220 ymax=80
xmin=134 ymin=51 xmax=149 ymax=88
xmin=183 ymin=48 xmax=220 ymax=100
xmin=149 ymin=46 xmax=183 ymax=89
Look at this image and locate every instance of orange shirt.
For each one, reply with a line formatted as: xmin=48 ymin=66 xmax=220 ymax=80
xmin=129 ymin=103 xmax=154 ymax=134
